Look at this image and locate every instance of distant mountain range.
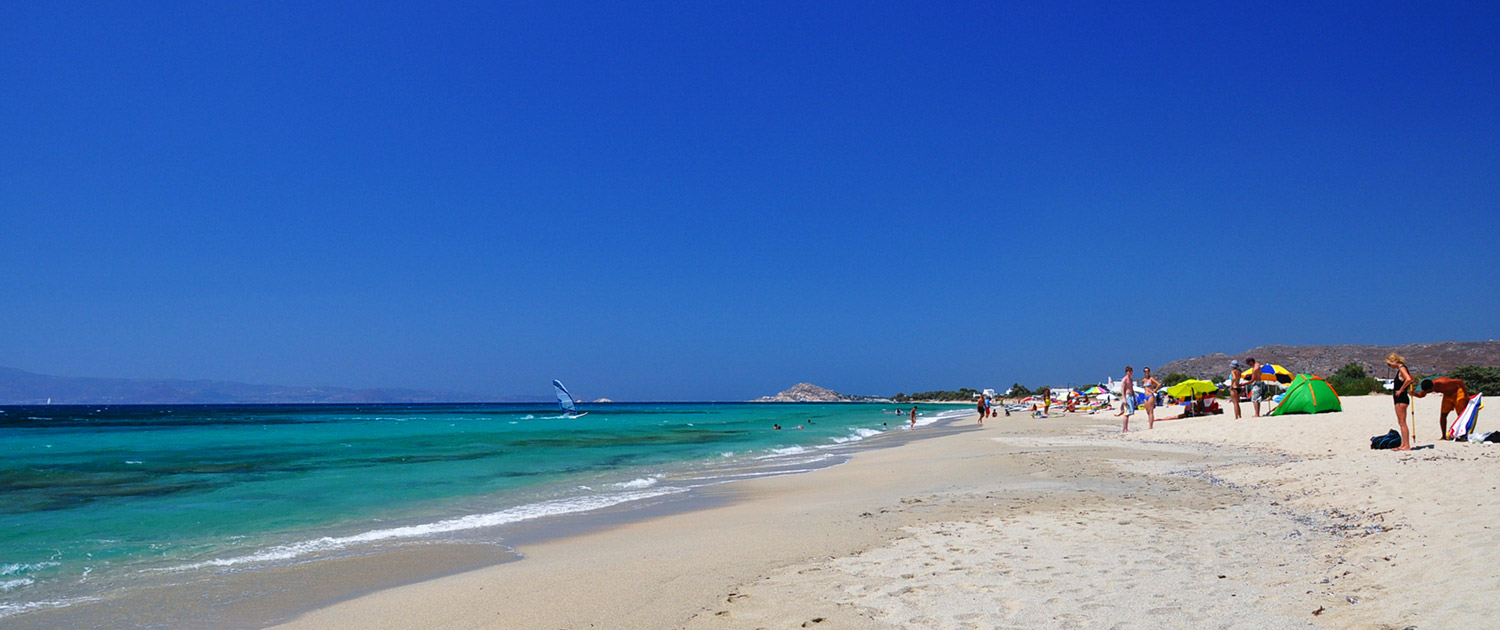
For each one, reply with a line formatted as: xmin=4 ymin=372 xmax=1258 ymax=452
xmin=0 ymin=367 xmax=530 ymax=405
xmin=751 ymin=383 xmax=886 ymax=403
xmin=1158 ymin=341 xmax=1500 ymax=380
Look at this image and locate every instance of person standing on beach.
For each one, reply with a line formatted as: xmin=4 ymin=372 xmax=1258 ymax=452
xmin=1244 ymin=357 xmax=1265 ymax=417
xmin=1387 ymin=353 xmax=1414 ymax=451
xmin=1115 ymin=366 xmax=1135 ymax=432
xmin=976 ymin=397 xmax=987 ymax=425
xmin=1229 ymin=360 xmax=1245 ymax=419
xmin=909 ymin=405 xmax=917 ymax=429
xmin=1141 ymin=367 xmax=1162 ymax=429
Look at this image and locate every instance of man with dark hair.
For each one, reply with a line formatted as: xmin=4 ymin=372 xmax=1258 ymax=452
xmin=1413 ymin=377 xmax=1471 ymax=440
xmin=1115 ymin=366 xmax=1135 ymax=432
xmin=1244 ymin=357 xmax=1265 ymax=417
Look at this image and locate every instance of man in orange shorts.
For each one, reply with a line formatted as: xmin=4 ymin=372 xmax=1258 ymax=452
xmin=1413 ymin=377 xmax=1470 ymax=440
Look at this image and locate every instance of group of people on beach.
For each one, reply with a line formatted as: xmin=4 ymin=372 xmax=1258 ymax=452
xmin=1116 ymin=358 xmax=1273 ymax=432
xmin=1387 ymin=353 xmax=1473 ymax=451
xmin=1114 ymin=365 xmax=1216 ymax=432
xmin=975 ymin=354 xmax=1479 ymax=450
xmin=974 ymin=396 xmax=1006 ymax=425
xmin=1130 ymin=353 xmax=1476 ymax=449
xmin=1114 ymin=366 xmax=1156 ymax=432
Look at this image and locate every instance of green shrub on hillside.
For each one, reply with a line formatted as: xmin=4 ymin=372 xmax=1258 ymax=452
xmin=1162 ymin=372 xmax=1192 ymax=387
xmin=892 ymin=388 xmax=980 ymax=402
xmin=1329 ymin=362 xmax=1382 ymax=396
xmin=1448 ymin=365 xmax=1500 ymax=395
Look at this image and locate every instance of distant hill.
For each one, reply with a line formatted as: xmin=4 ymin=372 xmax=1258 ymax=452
xmin=0 ymin=367 xmax=502 ymax=404
xmin=1158 ymin=341 xmax=1500 ymax=380
xmin=752 ymin=383 xmax=884 ymax=403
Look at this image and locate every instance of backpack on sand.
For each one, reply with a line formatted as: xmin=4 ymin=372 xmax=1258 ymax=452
xmin=1369 ymin=429 xmax=1402 ymax=450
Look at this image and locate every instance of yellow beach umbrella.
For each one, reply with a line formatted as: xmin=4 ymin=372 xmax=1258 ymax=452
xmin=1165 ymin=379 xmax=1219 ymax=399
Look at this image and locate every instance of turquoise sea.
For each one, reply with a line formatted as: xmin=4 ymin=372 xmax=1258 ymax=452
xmin=0 ymin=402 xmax=967 ymax=621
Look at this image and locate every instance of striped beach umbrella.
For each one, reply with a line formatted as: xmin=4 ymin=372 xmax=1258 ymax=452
xmin=1245 ymin=364 xmax=1294 ymax=384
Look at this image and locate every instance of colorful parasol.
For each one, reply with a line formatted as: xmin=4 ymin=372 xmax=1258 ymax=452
xmin=1165 ymin=379 xmax=1219 ymax=399
xmin=1244 ymin=364 xmax=1294 ymax=384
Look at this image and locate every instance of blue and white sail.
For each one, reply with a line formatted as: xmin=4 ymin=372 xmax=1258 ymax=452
xmin=553 ymin=380 xmax=578 ymax=415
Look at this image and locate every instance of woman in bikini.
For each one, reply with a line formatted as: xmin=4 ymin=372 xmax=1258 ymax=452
xmin=1141 ymin=366 xmax=1163 ymax=429
xmin=1229 ymin=360 xmax=1245 ymax=419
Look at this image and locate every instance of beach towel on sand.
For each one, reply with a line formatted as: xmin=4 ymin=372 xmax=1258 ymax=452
xmin=1370 ymin=430 xmax=1402 ymax=450
xmin=1447 ymin=393 xmax=1483 ymax=440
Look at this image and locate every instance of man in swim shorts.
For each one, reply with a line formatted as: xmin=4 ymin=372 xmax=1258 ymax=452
xmin=1413 ymin=377 xmax=1470 ymax=440
xmin=1244 ymin=357 xmax=1265 ymax=417
xmin=1115 ymin=366 xmax=1135 ymax=432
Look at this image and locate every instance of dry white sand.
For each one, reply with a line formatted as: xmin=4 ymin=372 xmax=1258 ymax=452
xmin=273 ymin=394 xmax=1498 ymax=629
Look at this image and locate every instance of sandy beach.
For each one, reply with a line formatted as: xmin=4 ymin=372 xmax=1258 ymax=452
xmin=272 ymin=394 xmax=1498 ymax=629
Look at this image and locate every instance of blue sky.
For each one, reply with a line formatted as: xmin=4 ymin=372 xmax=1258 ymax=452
xmin=2 ymin=2 xmax=1497 ymax=400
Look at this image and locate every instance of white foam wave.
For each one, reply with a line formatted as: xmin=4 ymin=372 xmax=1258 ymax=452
xmin=755 ymin=446 xmax=807 ymax=459
xmin=0 ymin=578 xmax=34 ymax=592
xmin=0 ymin=595 xmax=101 ymax=619
xmin=162 ymin=487 xmax=688 ymax=572
xmin=0 ymin=562 xmax=57 ymax=577
xmin=681 ymin=467 xmax=825 ymax=483
xmin=610 ymin=476 xmax=659 ymax=490
xmin=829 ymin=427 xmax=883 ymax=444
xmin=911 ymin=408 xmax=967 ymax=428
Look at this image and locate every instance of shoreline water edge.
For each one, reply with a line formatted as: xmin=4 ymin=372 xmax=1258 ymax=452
xmin=271 ymin=394 xmax=1496 ymax=630
xmin=0 ymin=402 xmax=971 ymax=628
xmin=9 ymin=394 xmax=1496 ymax=629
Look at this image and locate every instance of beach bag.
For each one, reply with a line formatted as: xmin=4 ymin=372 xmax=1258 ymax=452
xmin=1369 ymin=430 xmax=1402 ymax=450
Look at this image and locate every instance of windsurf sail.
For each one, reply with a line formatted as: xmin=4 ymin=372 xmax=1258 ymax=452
xmin=553 ymin=380 xmax=577 ymax=415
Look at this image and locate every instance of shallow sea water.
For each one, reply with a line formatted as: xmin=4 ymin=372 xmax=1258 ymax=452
xmin=0 ymin=402 xmax=965 ymax=621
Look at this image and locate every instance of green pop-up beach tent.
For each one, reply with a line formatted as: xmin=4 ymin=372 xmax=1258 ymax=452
xmin=1270 ymin=374 xmax=1342 ymax=415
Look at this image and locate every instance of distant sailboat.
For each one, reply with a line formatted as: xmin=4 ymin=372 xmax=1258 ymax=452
xmin=553 ymin=380 xmax=587 ymax=418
